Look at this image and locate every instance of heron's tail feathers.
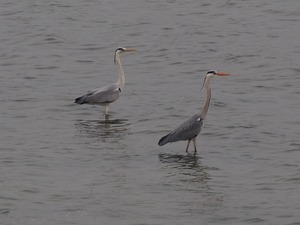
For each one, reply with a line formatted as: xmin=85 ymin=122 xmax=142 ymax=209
xmin=158 ymin=134 xmax=170 ymax=146
xmin=75 ymin=95 xmax=88 ymax=104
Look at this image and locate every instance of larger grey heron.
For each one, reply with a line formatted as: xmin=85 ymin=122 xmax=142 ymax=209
xmin=75 ymin=47 xmax=137 ymax=116
xmin=158 ymin=70 xmax=231 ymax=153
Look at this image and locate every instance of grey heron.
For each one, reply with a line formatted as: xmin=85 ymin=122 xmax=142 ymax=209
xmin=158 ymin=70 xmax=231 ymax=153
xmin=75 ymin=47 xmax=137 ymax=116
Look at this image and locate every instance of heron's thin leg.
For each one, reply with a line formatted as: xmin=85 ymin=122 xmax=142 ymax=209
xmin=105 ymin=105 xmax=109 ymax=116
xmin=186 ymin=139 xmax=191 ymax=153
xmin=192 ymin=138 xmax=197 ymax=154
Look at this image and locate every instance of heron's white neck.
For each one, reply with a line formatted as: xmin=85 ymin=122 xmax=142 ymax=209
xmin=200 ymin=76 xmax=212 ymax=120
xmin=115 ymin=52 xmax=125 ymax=90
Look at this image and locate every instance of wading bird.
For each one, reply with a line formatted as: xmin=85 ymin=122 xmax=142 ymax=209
xmin=158 ymin=70 xmax=231 ymax=153
xmin=75 ymin=47 xmax=137 ymax=116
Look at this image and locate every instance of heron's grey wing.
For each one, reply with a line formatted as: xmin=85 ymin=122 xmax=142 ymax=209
xmin=75 ymin=84 xmax=121 ymax=105
xmin=158 ymin=114 xmax=203 ymax=146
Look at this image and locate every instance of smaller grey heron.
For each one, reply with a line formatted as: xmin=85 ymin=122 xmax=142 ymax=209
xmin=75 ymin=47 xmax=137 ymax=116
xmin=158 ymin=70 xmax=231 ymax=153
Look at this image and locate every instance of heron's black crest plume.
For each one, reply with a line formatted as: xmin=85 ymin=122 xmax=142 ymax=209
xmin=200 ymin=76 xmax=206 ymax=92
xmin=114 ymin=48 xmax=125 ymax=64
xmin=200 ymin=70 xmax=216 ymax=91
xmin=207 ymin=70 xmax=217 ymax=75
xmin=116 ymin=47 xmax=125 ymax=52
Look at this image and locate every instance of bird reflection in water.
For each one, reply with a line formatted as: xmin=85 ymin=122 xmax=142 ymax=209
xmin=75 ymin=116 xmax=129 ymax=141
xmin=158 ymin=153 xmax=210 ymax=184
xmin=158 ymin=153 xmax=223 ymax=208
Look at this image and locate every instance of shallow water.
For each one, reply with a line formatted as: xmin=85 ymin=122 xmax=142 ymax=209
xmin=1 ymin=0 xmax=300 ymax=224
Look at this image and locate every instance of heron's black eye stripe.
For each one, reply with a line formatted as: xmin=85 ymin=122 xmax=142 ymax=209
xmin=118 ymin=88 xmax=121 ymax=92
xmin=116 ymin=48 xmax=125 ymax=52
xmin=207 ymin=70 xmax=216 ymax=74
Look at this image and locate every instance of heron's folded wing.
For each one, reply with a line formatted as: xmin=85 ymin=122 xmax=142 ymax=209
xmin=83 ymin=85 xmax=121 ymax=104
xmin=167 ymin=114 xmax=203 ymax=142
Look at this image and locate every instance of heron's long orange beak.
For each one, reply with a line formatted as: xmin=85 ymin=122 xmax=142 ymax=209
xmin=216 ymin=72 xmax=231 ymax=76
xmin=124 ymin=48 xmax=137 ymax=52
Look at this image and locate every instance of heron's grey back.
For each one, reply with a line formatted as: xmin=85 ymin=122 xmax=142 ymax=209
xmin=158 ymin=114 xmax=203 ymax=146
xmin=75 ymin=84 xmax=121 ymax=105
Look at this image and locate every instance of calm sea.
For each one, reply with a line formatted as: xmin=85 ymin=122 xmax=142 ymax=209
xmin=1 ymin=0 xmax=300 ymax=224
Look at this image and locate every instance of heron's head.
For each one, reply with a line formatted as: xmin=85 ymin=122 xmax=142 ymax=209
xmin=114 ymin=47 xmax=137 ymax=64
xmin=206 ymin=70 xmax=231 ymax=78
xmin=200 ymin=70 xmax=231 ymax=91
xmin=115 ymin=47 xmax=137 ymax=54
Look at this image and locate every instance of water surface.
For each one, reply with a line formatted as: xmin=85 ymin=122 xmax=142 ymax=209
xmin=1 ymin=0 xmax=300 ymax=224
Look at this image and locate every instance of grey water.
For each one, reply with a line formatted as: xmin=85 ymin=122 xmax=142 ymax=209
xmin=1 ymin=0 xmax=300 ymax=224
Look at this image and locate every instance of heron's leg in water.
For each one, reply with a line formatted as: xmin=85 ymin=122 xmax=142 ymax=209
xmin=192 ymin=138 xmax=197 ymax=153
xmin=186 ymin=139 xmax=191 ymax=153
xmin=105 ymin=105 xmax=109 ymax=116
